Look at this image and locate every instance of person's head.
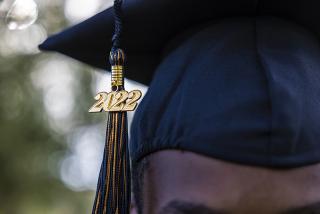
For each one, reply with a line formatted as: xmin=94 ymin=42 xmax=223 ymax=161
xmin=128 ymin=17 xmax=320 ymax=214
xmin=131 ymin=151 xmax=320 ymax=214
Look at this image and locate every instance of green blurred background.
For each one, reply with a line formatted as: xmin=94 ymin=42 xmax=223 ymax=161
xmin=0 ymin=0 xmax=146 ymax=213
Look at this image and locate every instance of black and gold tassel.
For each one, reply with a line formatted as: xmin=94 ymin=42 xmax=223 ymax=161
xmin=91 ymin=50 xmax=130 ymax=214
xmin=89 ymin=0 xmax=142 ymax=213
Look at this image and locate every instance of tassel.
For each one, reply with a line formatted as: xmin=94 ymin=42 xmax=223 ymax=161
xmin=89 ymin=0 xmax=141 ymax=213
xmin=92 ymin=49 xmax=131 ymax=214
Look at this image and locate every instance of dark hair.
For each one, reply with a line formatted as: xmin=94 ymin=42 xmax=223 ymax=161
xmin=132 ymin=158 xmax=149 ymax=214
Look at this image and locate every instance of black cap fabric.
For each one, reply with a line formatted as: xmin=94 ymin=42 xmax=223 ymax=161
xmin=39 ymin=0 xmax=320 ymax=85
xmin=39 ymin=1 xmax=320 ymax=168
xmin=130 ymin=17 xmax=320 ymax=167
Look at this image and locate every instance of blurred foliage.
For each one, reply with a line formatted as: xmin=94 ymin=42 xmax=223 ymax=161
xmin=0 ymin=1 xmax=100 ymax=213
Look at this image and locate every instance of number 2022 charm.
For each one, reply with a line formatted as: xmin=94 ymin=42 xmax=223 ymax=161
xmin=88 ymin=90 xmax=142 ymax=113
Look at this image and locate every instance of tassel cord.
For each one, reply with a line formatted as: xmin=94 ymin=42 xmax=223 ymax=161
xmin=112 ymin=0 xmax=123 ymax=51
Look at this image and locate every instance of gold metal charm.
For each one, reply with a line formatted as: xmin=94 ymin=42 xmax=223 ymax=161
xmin=89 ymin=49 xmax=142 ymax=113
xmin=89 ymin=90 xmax=142 ymax=112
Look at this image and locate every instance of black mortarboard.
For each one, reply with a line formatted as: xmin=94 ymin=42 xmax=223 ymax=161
xmin=40 ymin=1 xmax=320 ymax=170
xmin=39 ymin=0 xmax=320 ymax=85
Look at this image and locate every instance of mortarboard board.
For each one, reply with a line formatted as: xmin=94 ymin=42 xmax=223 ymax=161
xmin=40 ymin=1 xmax=320 ymax=213
xmin=39 ymin=0 xmax=320 ymax=85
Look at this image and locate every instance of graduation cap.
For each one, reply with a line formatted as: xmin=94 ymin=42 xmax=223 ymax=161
xmin=40 ymin=0 xmax=320 ymax=213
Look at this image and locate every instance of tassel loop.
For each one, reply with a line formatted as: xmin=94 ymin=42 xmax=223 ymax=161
xmin=109 ymin=49 xmax=125 ymax=67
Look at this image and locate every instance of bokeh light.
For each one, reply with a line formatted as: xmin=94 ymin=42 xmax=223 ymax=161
xmin=31 ymin=57 xmax=78 ymax=133
xmin=64 ymin=0 xmax=113 ymax=23
xmin=0 ymin=23 xmax=47 ymax=56
xmin=4 ymin=0 xmax=38 ymax=30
